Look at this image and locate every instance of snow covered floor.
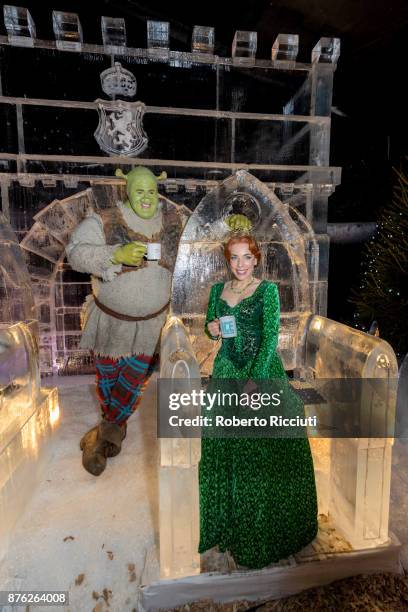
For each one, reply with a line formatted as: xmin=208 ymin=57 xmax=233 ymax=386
xmin=0 ymin=375 xmax=160 ymax=612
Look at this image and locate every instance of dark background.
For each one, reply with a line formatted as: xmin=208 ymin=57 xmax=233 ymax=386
xmin=1 ymin=0 xmax=407 ymax=326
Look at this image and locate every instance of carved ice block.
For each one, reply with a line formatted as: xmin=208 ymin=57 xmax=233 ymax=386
xmin=272 ymin=33 xmax=299 ymax=67
xmin=312 ymin=37 xmax=341 ymax=65
xmin=0 ymin=319 xmax=58 ymax=551
xmin=101 ymin=16 xmax=127 ymax=50
xmin=305 ymin=315 xmax=398 ymax=548
xmin=147 ymin=20 xmax=170 ymax=49
xmin=159 ymin=316 xmax=201 ymax=578
xmin=52 ymin=10 xmax=83 ymax=51
xmin=191 ymin=26 xmax=215 ymax=54
xmin=0 ymin=382 xmax=59 ymax=563
xmin=0 ymin=321 xmax=40 ymax=447
xmin=21 ymin=222 xmax=65 ymax=264
xmin=232 ymin=31 xmax=257 ymax=63
xmin=3 ymin=4 xmax=36 ymax=46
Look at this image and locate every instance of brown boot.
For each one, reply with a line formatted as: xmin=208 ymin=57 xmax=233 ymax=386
xmin=99 ymin=420 xmax=127 ymax=457
xmin=79 ymin=421 xmax=127 ymax=475
xmin=80 ymin=426 xmax=109 ymax=476
xmin=80 ymin=422 xmax=127 ymax=458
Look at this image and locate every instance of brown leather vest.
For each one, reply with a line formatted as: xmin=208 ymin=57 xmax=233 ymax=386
xmin=99 ymin=200 xmax=183 ymax=273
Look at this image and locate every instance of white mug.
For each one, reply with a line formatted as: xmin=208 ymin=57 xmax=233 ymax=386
xmin=147 ymin=242 xmax=161 ymax=260
xmin=219 ymin=315 xmax=237 ymax=338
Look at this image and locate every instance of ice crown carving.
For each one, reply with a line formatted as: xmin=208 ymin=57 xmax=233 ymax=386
xmin=100 ymin=62 xmax=137 ymax=99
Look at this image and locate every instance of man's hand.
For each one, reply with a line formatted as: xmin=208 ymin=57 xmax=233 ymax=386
xmin=207 ymin=319 xmax=221 ymax=338
xmin=111 ymin=241 xmax=147 ymax=266
xmin=225 ymin=214 xmax=252 ymax=232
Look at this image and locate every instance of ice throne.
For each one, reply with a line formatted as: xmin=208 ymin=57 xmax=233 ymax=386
xmin=159 ymin=170 xmax=399 ymax=581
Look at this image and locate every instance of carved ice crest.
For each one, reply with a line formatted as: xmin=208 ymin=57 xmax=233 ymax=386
xmin=94 ymin=99 xmax=148 ymax=157
xmin=94 ymin=63 xmax=148 ymax=157
xmin=100 ymin=62 xmax=137 ymax=98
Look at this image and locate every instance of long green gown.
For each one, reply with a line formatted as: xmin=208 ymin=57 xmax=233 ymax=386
xmin=198 ymin=280 xmax=318 ymax=569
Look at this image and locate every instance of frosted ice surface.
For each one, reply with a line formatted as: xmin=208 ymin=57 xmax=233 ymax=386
xmin=147 ymin=20 xmax=170 ymax=49
xmin=61 ymin=189 xmax=96 ymax=222
xmin=0 ymin=326 xmax=29 ymax=388
xmin=272 ymin=34 xmax=299 ymax=64
xmin=312 ymin=37 xmax=341 ymax=64
xmin=101 ymin=17 xmax=127 ymax=49
xmin=34 ymin=200 xmax=78 ymax=244
xmin=21 ymin=222 xmax=65 ymax=264
xmin=191 ymin=26 xmax=215 ymax=54
xmin=0 ymin=212 xmax=35 ymax=324
xmin=172 ymin=170 xmax=312 ymax=372
xmin=232 ymin=31 xmax=257 ymax=61
xmin=92 ymin=184 xmax=126 ymax=210
xmin=52 ymin=11 xmax=82 ymax=51
xmin=304 ymin=314 xmax=397 ymax=548
xmin=25 ymin=252 xmax=55 ymax=281
xmin=100 ymin=62 xmax=136 ymax=98
xmin=32 ymin=279 xmax=52 ymax=304
xmin=0 ymin=320 xmax=40 ymax=455
xmin=3 ymin=4 xmax=36 ymax=44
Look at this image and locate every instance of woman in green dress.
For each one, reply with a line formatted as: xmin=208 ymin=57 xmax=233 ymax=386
xmin=198 ymin=234 xmax=318 ymax=569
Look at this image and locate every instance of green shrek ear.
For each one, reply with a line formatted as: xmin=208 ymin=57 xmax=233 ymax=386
xmin=114 ymin=167 xmax=167 ymax=189
xmin=115 ymin=168 xmax=127 ymax=180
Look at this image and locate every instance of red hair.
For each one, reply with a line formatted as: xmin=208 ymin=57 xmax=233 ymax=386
xmin=224 ymin=234 xmax=261 ymax=264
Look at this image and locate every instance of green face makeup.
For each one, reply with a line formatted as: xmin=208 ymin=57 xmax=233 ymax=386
xmin=127 ymin=173 xmax=159 ymax=219
xmin=116 ymin=167 xmax=164 ymax=220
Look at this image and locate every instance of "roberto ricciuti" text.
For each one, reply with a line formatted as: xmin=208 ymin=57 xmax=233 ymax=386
xmin=168 ymin=415 xmax=317 ymax=428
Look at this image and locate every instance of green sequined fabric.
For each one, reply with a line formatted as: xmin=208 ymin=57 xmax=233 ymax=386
xmin=198 ymin=280 xmax=318 ymax=568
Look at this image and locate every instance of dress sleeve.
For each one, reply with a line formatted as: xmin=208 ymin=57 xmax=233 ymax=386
xmin=250 ymin=282 xmax=280 ymax=378
xmin=204 ymin=283 xmax=220 ymax=340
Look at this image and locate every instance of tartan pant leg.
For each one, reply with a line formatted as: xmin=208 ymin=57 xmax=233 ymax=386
xmin=107 ymin=354 xmax=156 ymax=425
xmin=95 ymin=356 xmax=121 ymax=420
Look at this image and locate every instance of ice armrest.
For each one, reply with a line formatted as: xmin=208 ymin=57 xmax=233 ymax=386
xmin=160 ymin=316 xmax=200 ymax=379
xmin=304 ymin=315 xmax=398 ymax=379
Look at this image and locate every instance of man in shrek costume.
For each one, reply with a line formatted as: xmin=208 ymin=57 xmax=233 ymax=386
xmin=66 ymin=166 xmax=250 ymax=476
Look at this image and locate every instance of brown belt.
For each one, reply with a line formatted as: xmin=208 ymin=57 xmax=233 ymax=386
xmin=93 ymin=295 xmax=170 ymax=322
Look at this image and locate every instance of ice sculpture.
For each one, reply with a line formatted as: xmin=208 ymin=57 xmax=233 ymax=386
xmin=171 ymin=170 xmax=318 ymax=375
xmin=0 ymin=320 xmax=39 ymax=443
xmin=52 ymin=10 xmax=82 ymax=51
xmin=3 ymin=4 xmax=36 ymax=46
xmin=191 ymin=26 xmax=215 ymax=54
xmin=160 ymin=317 xmax=201 ymax=578
xmin=159 ymin=170 xmax=399 ymax=578
xmin=232 ymin=30 xmax=257 ymax=64
xmin=0 ymin=215 xmax=59 ymax=563
xmin=94 ymin=61 xmax=147 ymax=156
xmin=147 ymin=20 xmax=170 ymax=50
xmin=0 ymin=212 xmax=35 ymax=324
xmin=101 ymin=17 xmax=127 ymax=50
xmin=94 ymin=100 xmax=148 ymax=156
xmin=0 ymin=319 xmax=59 ymax=563
xmin=304 ymin=315 xmax=398 ymax=548
xmin=272 ymin=34 xmax=299 ymax=67
xmin=100 ymin=62 xmax=137 ymax=99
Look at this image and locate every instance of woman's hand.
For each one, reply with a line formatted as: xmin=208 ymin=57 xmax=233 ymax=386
xmin=207 ymin=319 xmax=221 ymax=338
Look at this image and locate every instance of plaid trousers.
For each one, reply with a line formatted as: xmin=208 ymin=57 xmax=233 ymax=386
xmin=95 ymin=354 xmax=156 ymax=425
